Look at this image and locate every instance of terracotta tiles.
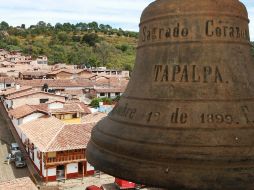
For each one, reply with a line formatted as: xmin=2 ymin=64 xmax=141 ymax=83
xmin=8 ymin=104 xmax=48 ymax=119
xmin=82 ymin=112 xmax=107 ymax=124
xmin=18 ymin=117 xmax=95 ymax=152
xmin=18 ymin=117 xmax=65 ymax=152
xmin=0 ymin=86 xmax=33 ymax=96
xmin=47 ymin=123 xmax=94 ymax=152
xmin=6 ymin=90 xmax=65 ymax=100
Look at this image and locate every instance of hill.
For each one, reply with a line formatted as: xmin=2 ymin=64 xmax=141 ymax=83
xmin=0 ymin=21 xmax=138 ymax=71
xmin=0 ymin=21 xmax=253 ymax=71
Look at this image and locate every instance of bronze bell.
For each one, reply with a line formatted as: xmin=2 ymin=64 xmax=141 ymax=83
xmin=87 ymin=0 xmax=254 ymax=189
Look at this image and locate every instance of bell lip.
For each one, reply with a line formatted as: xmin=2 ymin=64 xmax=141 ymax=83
xmin=86 ymin=139 xmax=254 ymax=189
xmin=139 ymin=0 xmax=249 ymax=26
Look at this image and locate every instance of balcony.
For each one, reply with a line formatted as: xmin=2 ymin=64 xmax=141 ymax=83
xmin=44 ymin=152 xmax=86 ymax=166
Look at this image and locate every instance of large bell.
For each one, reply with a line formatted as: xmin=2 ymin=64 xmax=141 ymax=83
xmin=87 ymin=0 xmax=254 ymax=189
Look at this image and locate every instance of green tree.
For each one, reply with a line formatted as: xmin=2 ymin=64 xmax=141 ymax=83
xmin=90 ymin=98 xmax=101 ymax=108
xmin=55 ymin=23 xmax=63 ymax=30
xmin=82 ymin=33 xmax=100 ymax=46
xmin=95 ymin=41 xmax=118 ymax=66
xmin=57 ymin=31 xmax=69 ymax=43
xmin=0 ymin=21 xmax=9 ymax=30
xmin=37 ymin=21 xmax=46 ymax=28
xmin=101 ymin=97 xmax=113 ymax=105
xmin=88 ymin=21 xmax=99 ymax=30
xmin=62 ymin=22 xmax=73 ymax=32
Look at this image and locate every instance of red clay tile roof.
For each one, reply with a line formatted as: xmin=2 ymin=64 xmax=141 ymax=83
xmin=33 ymin=102 xmax=91 ymax=114
xmin=47 ymin=123 xmax=94 ymax=152
xmin=20 ymin=71 xmax=47 ymax=76
xmin=16 ymin=79 xmax=94 ymax=88
xmin=0 ymin=77 xmax=15 ymax=83
xmin=18 ymin=117 xmax=94 ymax=152
xmin=48 ymin=69 xmax=74 ymax=75
xmin=82 ymin=112 xmax=107 ymax=124
xmin=6 ymin=90 xmax=66 ymax=100
xmin=8 ymin=104 xmax=48 ymax=119
xmin=63 ymin=89 xmax=84 ymax=96
xmin=76 ymin=102 xmax=92 ymax=114
xmin=18 ymin=117 xmax=65 ymax=152
xmin=94 ymin=87 xmax=125 ymax=93
xmin=0 ymin=177 xmax=38 ymax=190
xmin=50 ymin=103 xmax=85 ymax=114
xmin=46 ymin=100 xmax=65 ymax=104
xmin=48 ymin=69 xmax=92 ymax=75
xmin=31 ymin=104 xmax=49 ymax=113
xmin=0 ymin=86 xmax=32 ymax=96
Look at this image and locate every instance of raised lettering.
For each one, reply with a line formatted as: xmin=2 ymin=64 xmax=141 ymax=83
xmin=154 ymin=65 xmax=162 ymax=81
xmin=206 ymin=20 xmax=214 ymax=37
xmin=161 ymin=65 xmax=169 ymax=82
xmin=180 ymin=65 xmax=188 ymax=82
xmin=172 ymin=65 xmax=181 ymax=82
xmin=215 ymin=66 xmax=223 ymax=83
xmin=204 ymin=66 xmax=212 ymax=83
xmin=192 ymin=65 xmax=201 ymax=82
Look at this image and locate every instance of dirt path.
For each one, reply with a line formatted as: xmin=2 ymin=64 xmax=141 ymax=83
xmin=0 ymin=101 xmax=30 ymax=182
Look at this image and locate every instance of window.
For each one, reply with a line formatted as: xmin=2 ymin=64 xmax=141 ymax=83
xmin=115 ymin=92 xmax=120 ymax=96
xmin=100 ymin=93 xmax=105 ymax=97
xmin=39 ymin=98 xmax=49 ymax=103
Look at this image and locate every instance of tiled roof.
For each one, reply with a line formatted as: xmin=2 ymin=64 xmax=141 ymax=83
xmin=63 ymin=89 xmax=84 ymax=96
xmin=82 ymin=112 xmax=107 ymax=124
xmin=6 ymin=90 xmax=66 ymax=100
xmin=50 ymin=103 xmax=86 ymax=114
xmin=18 ymin=117 xmax=94 ymax=152
xmin=94 ymin=76 xmax=129 ymax=89
xmin=31 ymin=104 xmax=49 ymax=113
xmin=0 ymin=61 xmax=14 ymax=66
xmin=76 ymin=102 xmax=92 ymax=114
xmin=10 ymin=101 xmax=91 ymax=116
xmin=0 ymin=177 xmax=38 ymax=190
xmin=79 ymin=74 xmax=97 ymax=79
xmin=47 ymin=123 xmax=94 ymax=152
xmin=94 ymin=87 xmax=125 ymax=93
xmin=20 ymin=71 xmax=47 ymax=76
xmin=0 ymin=77 xmax=15 ymax=83
xmin=48 ymin=69 xmax=91 ymax=75
xmin=16 ymin=79 xmax=94 ymax=88
xmin=18 ymin=117 xmax=65 ymax=152
xmin=0 ymin=86 xmax=32 ymax=96
xmin=48 ymin=69 xmax=74 ymax=75
xmin=8 ymin=104 xmax=48 ymax=119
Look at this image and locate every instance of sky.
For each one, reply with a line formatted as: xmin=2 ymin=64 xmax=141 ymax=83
xmin=0 ymin=0 xmax=253 ymax=40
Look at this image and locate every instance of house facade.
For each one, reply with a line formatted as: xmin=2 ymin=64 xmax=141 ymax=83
xmin=5 ymin=90 xmax=66 ymax=109
xmin=8 ymin=104 xmax=49 ymax=136
xmin=93 ymin=87 xmax=124 ymax=98
xmin=18 ymin=117 xmax=95 ymax=182
xmin=0 ymin=77 xmax=15 ymax=90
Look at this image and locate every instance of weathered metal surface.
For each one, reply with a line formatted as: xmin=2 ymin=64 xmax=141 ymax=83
xmin=87 ymin=0 xmax=254 ymax=189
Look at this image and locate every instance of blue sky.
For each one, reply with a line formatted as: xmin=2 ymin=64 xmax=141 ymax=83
xmin=0 ymin=0 xmax=253 ymax=40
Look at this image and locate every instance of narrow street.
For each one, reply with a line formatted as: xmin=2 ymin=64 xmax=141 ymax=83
xmin=0 ymin=101 xmax=30 ymax=182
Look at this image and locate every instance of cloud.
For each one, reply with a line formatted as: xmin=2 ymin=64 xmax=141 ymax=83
xmin=0 ymin=0 xmax=253 ymax=39
xmin=0 ymin=0 xmax=151 ymax=30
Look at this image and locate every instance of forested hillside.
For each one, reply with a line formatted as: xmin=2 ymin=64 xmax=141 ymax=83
xmin=0 ymin=21 xmax=253 ymax=70
xmin=0 ymin=21 xmax=138 ymax=70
